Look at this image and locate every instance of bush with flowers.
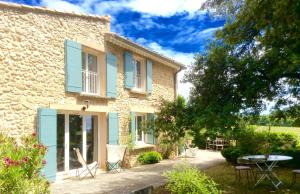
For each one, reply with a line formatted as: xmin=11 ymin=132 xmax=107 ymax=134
xmin=0 ymin=132 xmax=49 ymax=194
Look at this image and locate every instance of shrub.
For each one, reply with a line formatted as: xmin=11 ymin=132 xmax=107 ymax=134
xmin=156 ymin=142 xmax=176 ymax=159
xmin=0 ymin=133 xmax=49 ymax=194
xmin=163 ymin=165 xmax=221 ymax=194
xmin=276 ymin=149 xmax=300 ymax=168
xmin=222 ymin=129 xmax=299 ymax=168
xmin=137 ymin=151 xmax=162 ymax=165
xmin=221 ymin=147 xmax=242 ymax=165
xmin=236 ymin=129 xmax=297 ymax=155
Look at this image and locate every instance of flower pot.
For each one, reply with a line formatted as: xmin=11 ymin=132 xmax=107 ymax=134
xmin=264 ymin=154 xmax=269 ymax=159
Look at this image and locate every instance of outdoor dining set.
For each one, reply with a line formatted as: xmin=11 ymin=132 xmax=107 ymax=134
xmin=235 ymin=154 xmax=298 ymax=189
xmin=205 ymin=137 xmax=299 ymax=189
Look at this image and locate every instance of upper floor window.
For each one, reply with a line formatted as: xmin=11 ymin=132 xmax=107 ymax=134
xmin=82 ymin=52 xmax=99 ymax=95
xmin=133 ymin=58 xmax=146 ymax=91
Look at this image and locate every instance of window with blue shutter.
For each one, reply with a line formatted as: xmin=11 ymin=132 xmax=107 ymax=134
xmin=130 ymin=112 xmax=136 ymax=143
xmin=124 ymin=51 xmax=134 ymax=89
xmin=64 ymin=39 xmax=82 ymax=93
xmin=146 ymin=113 xmax=155 ymax=144
xmin=106 ymin=53 xmax=117 ymax=98
xmin=108 ymin=113 xmax=119 ymax=145
xmin=146 ymin=59 xmax=153 ymax=93
xmin=37 ymin=108 xmax=57 ymax=182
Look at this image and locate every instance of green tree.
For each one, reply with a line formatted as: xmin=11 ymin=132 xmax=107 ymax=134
xmin=154 ymin=96 xmax=188 ymax=146
xmin=186 ymin=0 xmax=300 ymax=133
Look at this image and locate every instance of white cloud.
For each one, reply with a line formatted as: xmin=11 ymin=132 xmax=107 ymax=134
xmin=172 ymin=26 xmax=222 ymax=44
xmin=94 ymin=0 xmax=207 ymax=17
xmin=40 ymin=0 xmax=86 ymax=13
xmin=40 ymin=0 xmax=207 ymax=17
xmin=126 ymin=0 xmax=206 ymax=17
xmin=197 ymin=26 xmax=222 ymax=37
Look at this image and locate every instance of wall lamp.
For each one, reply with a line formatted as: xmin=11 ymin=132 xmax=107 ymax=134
xmin=82 ymin=100 xmax=89 ymax=111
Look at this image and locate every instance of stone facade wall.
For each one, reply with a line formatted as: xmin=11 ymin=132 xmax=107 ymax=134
xmin=0 ymin=4 xmax=110 ymax=136
xmin=0 ymin=3 xmax=177 ymax=141
xmin=106 ymin=43 xmax=176 ymax=142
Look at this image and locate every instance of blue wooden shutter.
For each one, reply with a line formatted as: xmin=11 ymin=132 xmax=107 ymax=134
xmin=124 ymin=51 xmax=134 ymax=89
xmin=108 ymin=113 xmax=119 ymax=145
xmin=146 ymin=113 xmax=155 ymax=144
xmin=64 ymin=39 xmax=82 ymax=93
xmin=106 ymin=53 xmax=117 ymax=98
xmin=130 ymin=112 xmax=136 ymax=143
xmin=146 ymin=59 xmax=153 ymax=93
xmin=38 ymin=108 xmax=57 ymax=182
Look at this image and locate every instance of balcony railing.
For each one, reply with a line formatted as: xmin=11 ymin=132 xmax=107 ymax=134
xmin=134 ymin=75 xmax=146 ymax=91
xmin=82 ymin=70 xmax=99 ymax=95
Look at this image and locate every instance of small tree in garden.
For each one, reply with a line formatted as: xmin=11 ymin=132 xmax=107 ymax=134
xmin=0 ymin=133 xmax=49 ymax=194
xmin=153 ymin=96 xmax=188 ymax=158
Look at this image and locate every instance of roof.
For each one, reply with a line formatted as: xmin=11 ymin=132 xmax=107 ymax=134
xmin=105 ymin=33 xmax=186 ymax=70
xmin=0 ymin=1 xmax=110 ymax=22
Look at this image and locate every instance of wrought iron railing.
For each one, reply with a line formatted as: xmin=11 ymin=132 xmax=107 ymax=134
xmin=82 ymin=70 xmax=99 ymax=94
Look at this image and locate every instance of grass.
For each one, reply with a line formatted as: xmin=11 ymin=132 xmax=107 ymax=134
xmin=204 ymin=163 xmax=300 ymax=194
xmin=253 ymin=125 xmax=300 ymax=142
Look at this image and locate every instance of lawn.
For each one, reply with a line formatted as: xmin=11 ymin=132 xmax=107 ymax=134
xmin=204 ymin=163 xmax=300 ymax=194
xmin=253 ymin=125 xmax=300 ymax=142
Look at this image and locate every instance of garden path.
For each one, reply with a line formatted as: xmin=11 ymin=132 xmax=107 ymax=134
xmin=51 ymin=150 xmax=225 ymax=194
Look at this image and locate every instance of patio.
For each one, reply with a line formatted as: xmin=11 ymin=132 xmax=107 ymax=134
xmin=51 ymin=149 xmax=225 ymax=194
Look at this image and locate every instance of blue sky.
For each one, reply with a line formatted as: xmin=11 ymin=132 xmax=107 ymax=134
xmin=5 ymin=0 xmax=226 ymax=99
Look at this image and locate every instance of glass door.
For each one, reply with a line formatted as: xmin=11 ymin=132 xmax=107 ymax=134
xmin=85 ymin=116 xmax=98 ymax=164
xmin=56 ymin=114 xmax=98 ymax=174
xmin=69 ymin=115 xmax=83 ymax=170
xmin=57 ymin=114 xmax=65 ymax=172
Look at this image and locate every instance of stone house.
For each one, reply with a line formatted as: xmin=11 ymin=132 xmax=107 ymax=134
xmin=0 ymin=2 xmax=184 ymax=181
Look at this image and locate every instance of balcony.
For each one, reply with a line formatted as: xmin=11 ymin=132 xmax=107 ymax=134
xmin=82 ymin=70 xmax=99 ymax=95
xmin=133 ymin=74 xmax=146 ymax=92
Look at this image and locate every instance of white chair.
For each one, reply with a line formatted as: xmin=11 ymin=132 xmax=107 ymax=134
xmin=184 ymin=142 xmax=198 ymax=157
xmin=73 ymin=148 xmax=98 ymax=180
xmin=106 ymin=144 xmax=127 ymax=173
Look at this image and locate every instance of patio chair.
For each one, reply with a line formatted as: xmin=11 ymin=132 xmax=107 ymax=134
xmin=292 ymin=169 xmax=300 ymax=184
xmin=206 ymin=137 xmax=216 ymax=150
xmin=235 ymin=158 xmax=256 ymax=184
xmin=215 ymin=138 xmax=225 ymax=150
xmin=184 ymin=142 xmax=198 ymax=157
xmin=73 ymin=148 xmax=99 ymax=180
xmin=106 ymin=144 xmax=127 ymax=173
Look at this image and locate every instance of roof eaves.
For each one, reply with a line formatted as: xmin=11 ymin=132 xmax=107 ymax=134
xmin=106 ymin=33 xmax=186 ymax=70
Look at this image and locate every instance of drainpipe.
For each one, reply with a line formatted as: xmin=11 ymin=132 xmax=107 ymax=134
xmin=174 ymin=67 xmax=183 ymax=100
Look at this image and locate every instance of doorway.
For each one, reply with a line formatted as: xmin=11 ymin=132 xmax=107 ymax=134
xmin=57 ymin=114 xmax=98 ymax=175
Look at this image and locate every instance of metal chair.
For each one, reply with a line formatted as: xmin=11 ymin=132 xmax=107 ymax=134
xmin=206 ymin=137 xmax=215 ymax=150
xmin=235 ymin=158 xmax=256 ymax=184
xmin=215 ymin=138 xmax=225 ymax=150
xmin=292 ymin=169 xmax=300 ymax=184
xmin=73 ymin=148 xmax=98 ymax=179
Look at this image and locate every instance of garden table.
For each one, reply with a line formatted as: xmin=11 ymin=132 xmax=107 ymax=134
xmin=242 ymin=155 xmax=293 ymax=189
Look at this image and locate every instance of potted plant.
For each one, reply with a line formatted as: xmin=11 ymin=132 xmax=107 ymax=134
xmin=257 ymin=143 xmax=273 ymax=159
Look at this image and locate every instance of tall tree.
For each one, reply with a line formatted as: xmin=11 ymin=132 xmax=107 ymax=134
xmin=186 ymin=0 xmax=300 ymax=132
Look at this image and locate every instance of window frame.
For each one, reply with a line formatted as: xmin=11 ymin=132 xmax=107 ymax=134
xmin=81 ymin=48 xmax=101 ymax=95
xmin=135 ymin=113 xmax=147 ymax=143
xmin=132 ymin=55 xmax=146 ymax=91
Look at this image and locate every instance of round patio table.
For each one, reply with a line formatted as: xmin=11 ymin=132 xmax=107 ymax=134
xmin=242 ymin=155 xmax=293 ymax=189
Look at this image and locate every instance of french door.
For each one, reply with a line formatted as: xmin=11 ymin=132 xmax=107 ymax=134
xmin=57 ymin=114 xmax=98 ymax=174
